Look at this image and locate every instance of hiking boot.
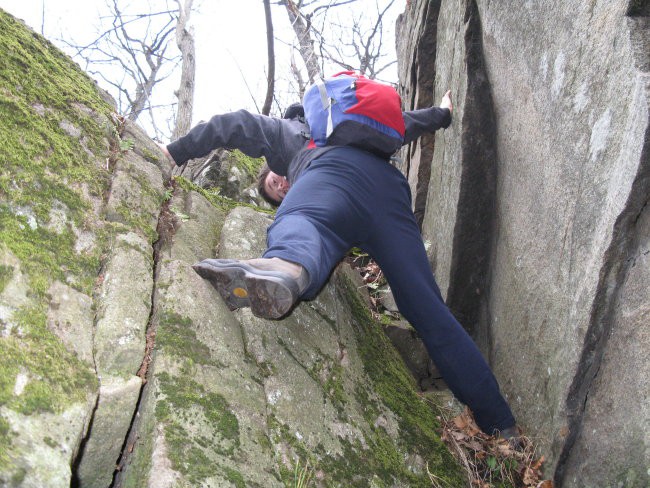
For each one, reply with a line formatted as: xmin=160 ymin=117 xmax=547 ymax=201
xmin=192 ymin=258 xmax=309 ymax=319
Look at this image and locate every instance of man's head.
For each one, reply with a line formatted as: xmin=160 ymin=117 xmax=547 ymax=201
xmin=283 ymin=103 xmax=304 ymax=120
xmin=257 ymin=164 xmax=290 ymax=207
xmin=257 ymin=103 xmax=302 ymax=207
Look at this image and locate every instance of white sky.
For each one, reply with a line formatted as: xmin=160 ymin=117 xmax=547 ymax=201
xmin=0 ymin=0 xmax=403 ymax=138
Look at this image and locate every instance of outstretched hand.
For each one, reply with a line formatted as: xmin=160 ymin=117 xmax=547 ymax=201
xmin=440 ymin=90 xmax=453 ymax=114
xmin=158 ymin=143 xmax=175 ymax=163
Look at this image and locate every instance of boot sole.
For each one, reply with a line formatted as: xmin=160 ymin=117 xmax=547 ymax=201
xmin=192 ymin=259 xmax=299 ymax=319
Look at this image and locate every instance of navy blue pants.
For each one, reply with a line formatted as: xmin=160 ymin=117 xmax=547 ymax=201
xmin=264 ymin=147 xmax=515 ymax=433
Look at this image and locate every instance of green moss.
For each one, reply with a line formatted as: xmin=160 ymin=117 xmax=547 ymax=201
xmin=323 ymin=363 xmax=346 ymax=413
xmin=306 ymin=356 xmax=347 ymax=417
xmin=335 ymin=271 xmax=466 ymax=486
xmin=379 ymin=314 xmax=393 ymax=326
xmin=354 ymin=384 xmax=380 ymax=425
xmin=10 ymin=468 xmax=26 ymax=485
xmin=270 ymin=411 xmax=420 ymax=488
xmin=320 ymin=437 xmax=404 ymax=487
xmin=43 ymin=436 xmax=57 ymax=448
xmin=0 ymin=209 xmax=101 ymax=296
xmin=154 ymin=372 xmax=241 ymax=484
xmin=261 ymin=276 xmax=465 ymax=485
xmin=174 ymin=176 xmax=274 ymax=215
xmin=230 ymin=150 xmax=264 ymax=180
xmin=271 ymin=411 xmax=397 ymax=487
xmin=0 ymin=11 xmax=113 ymax=199
xmin=156 ymin=311 xmax=224 ymax=367
xmin=0 ymin=305 xmax=97 ymax=415
xmin=256 ymin=431 xmax=273 ymax=450
xmin=0 ymin=264 xmax=13 ymax=294
xmin=0 ymin=415 xmax=10 ymax=467
xmin=275 ymin=337 xmax=347 ymax=417
xmin=267 ymin=414 xmax=314 ymax=487
xmin=0 ymin=11 xmax=116 ymax=298
xmin=124 ymin=158 xmax=166 ymax=206
xmin=139 ymin=147 xmax=160 ymax=164
xmin=222 ymin=465 xmax=246 ymax=488
xmin=257 ymin=360 xmax=276 ymax=379
xmin=114 ymin=202 xmax=158 ymax=245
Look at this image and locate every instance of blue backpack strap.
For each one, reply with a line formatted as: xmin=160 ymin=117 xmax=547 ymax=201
xmin=314 ymin=80 xmax=334 ymax=138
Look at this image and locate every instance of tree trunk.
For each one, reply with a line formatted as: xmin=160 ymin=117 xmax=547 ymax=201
xmin=262 ymin=0 xmax=275 ymax=115
xmin=283 ymin=0 xmax=321 ymax=83
xmin=172 ymin=0 xmax=195 ymax=139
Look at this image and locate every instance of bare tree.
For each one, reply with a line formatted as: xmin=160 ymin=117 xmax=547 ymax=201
xmin=172 ymin=0 xmax=195 ymax=139
xmin=274 ymin=0 xmax=398 ymax=96
xmin=316 ymin=0 xmax=397 ymax=79
xmin=62 ymin=0 xmax=194 ymax=140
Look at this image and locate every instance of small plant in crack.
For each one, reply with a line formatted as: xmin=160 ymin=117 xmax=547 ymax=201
xmin=118 ymin=138 xmax=135 ymax=152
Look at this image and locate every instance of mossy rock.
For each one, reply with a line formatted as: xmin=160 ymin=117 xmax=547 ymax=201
xmin=0 ymin=10 xmax=145 ymax=485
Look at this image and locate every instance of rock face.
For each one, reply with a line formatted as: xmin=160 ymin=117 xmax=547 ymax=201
xmin=395 ymin=0 xmax=441 ymax=227
xmin=114 ymin=204 xmax=463 ymax=487
xmin=397 ymin=1 xmax=649 ymax=486
xmin=0 ymin=10 xmax=466 ymax=487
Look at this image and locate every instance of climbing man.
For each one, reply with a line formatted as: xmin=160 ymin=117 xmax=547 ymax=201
xmin=160 ymin=89 xmax=520 ymax=440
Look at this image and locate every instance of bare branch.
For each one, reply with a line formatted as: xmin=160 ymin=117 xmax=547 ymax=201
xmin=60 ymin=0 xmax=184 ymax=132
xmin=274 ymin=0 xmax=397 ymax=90
xmin=308 ymin=0 xmax=358 ymax=17
xmin=262 ymin=0 xmax=276 ymax=116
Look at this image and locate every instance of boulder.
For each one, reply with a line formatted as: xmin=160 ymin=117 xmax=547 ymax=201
xmin=0 ymin=10 xmax=169 ymax=485
xmin=396 ymin=0 xmax=441 ymax=226
xmin=397 ymin=1 xmax=650 ymax=485
xmin=115 ymin=201 xmax=466 ymax=487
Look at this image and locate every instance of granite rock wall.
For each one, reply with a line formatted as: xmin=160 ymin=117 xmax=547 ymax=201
xmin=397 ymin=1 xmax=649 ymax=485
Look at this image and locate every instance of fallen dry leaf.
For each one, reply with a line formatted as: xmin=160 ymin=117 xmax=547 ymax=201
xmin=451 ymin=430 xmax=468 ymax=441
xmin=531 ymin=455 xmax=545 ymax=471
xmin=454 ymin=415 xmax=469 ymax=430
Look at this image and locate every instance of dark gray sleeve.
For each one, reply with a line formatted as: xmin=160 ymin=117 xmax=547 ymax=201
xmin=166 ymin=109 xmax=284 ymax=168
xmin=402 ymin=107 xmax=452 ymax=145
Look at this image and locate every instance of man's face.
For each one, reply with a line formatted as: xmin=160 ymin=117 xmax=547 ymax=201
xmin=264 ymin=171 xmax=291 ymax=203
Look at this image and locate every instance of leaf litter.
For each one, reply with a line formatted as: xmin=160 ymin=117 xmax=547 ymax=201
xmin=435 ymin=407 xmax=553 ymax=488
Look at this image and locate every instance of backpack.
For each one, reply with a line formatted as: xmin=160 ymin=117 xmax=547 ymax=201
xmin=302 ymin=71 xmax=405 ymax=158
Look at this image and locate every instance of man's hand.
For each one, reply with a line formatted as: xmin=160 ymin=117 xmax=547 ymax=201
xmin=440 ymin=90 xmax=453 ymax=114
xmin=158 ymin=143 xmax=176 ymax=164
xmin=158 ymin=143 xmax=179 ymax=174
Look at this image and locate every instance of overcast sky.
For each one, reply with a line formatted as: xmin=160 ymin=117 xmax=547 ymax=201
xmin=0 ymin=0 xmax=403 ymax=138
